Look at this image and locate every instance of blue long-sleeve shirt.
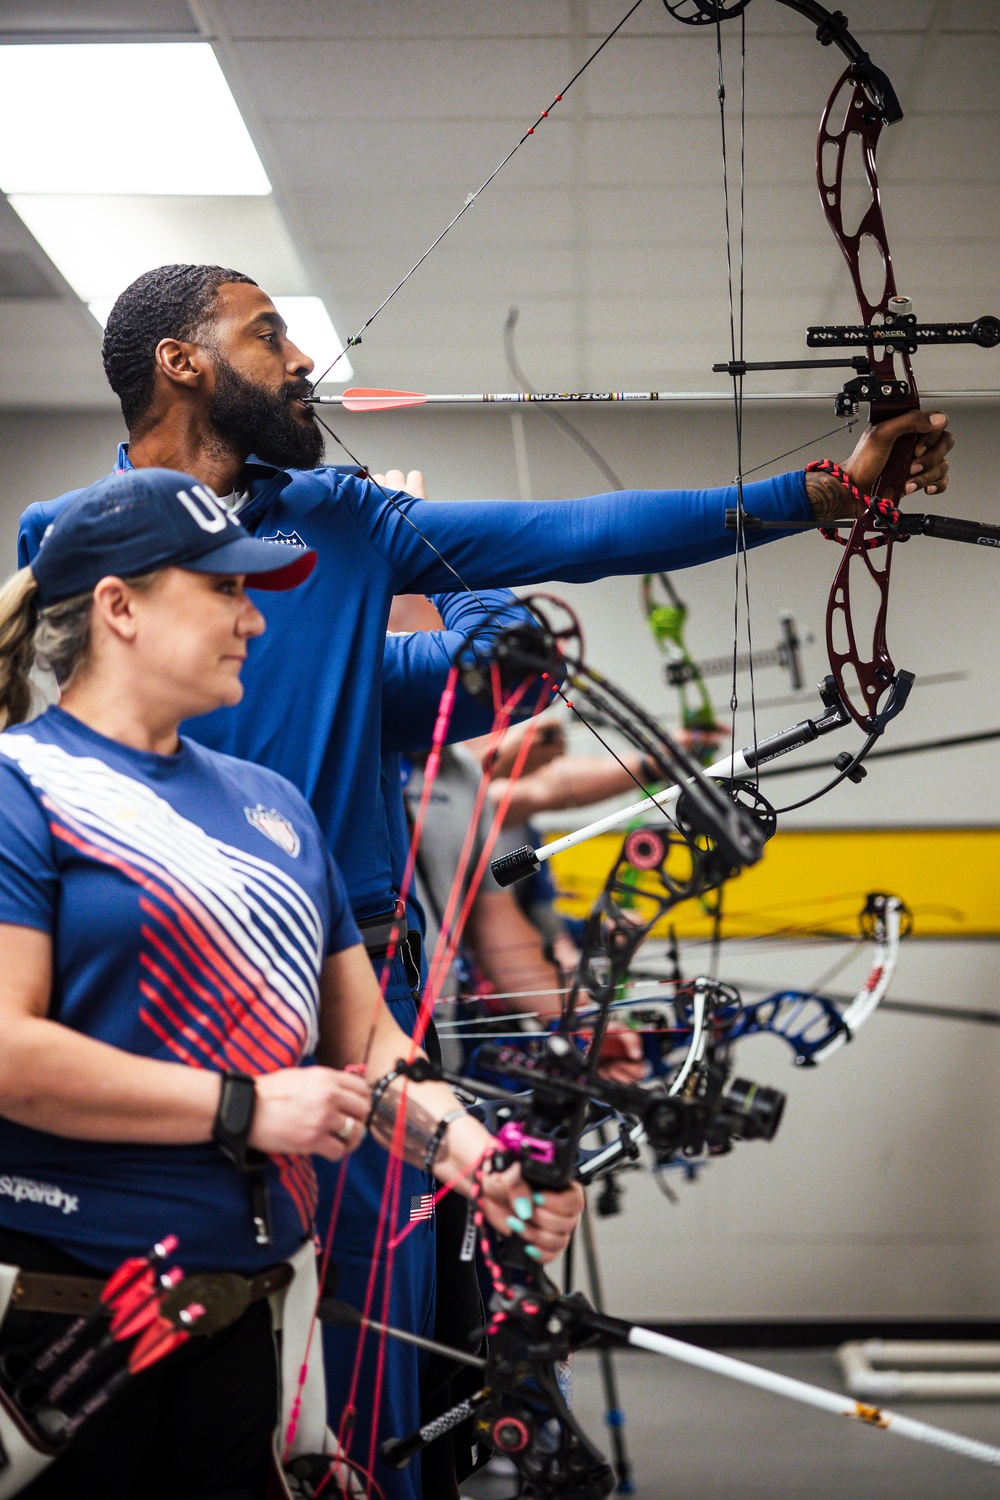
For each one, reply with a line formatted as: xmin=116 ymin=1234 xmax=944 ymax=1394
xmin=381 ymin=590 xmax=531 ymax=934
xmin=18 ymin=451 xmax=810 ymax=916
xmin=382 ymin=589 xmax=532 ymax=753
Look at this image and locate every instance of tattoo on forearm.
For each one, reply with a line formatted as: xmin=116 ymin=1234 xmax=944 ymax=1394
xmin=805 ymin=471 xmax=860 ymax=523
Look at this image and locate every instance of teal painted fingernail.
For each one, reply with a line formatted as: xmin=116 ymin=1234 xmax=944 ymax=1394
xmin=532 ymin=1192 xmax=545 ymax=1206
xmin=514 ymin=1197 xmax=533 ymax=1221
xmin=506 ymin=1216 xmax=526 ymax=1236
xmin=525 ymin=1245 xmax=543 ymax=1261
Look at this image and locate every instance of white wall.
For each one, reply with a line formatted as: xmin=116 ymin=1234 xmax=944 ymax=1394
xmin=0 ymin=409 xmax=125 ymax=568
xmin=3 ymin=398 xmax=999 ymax=1319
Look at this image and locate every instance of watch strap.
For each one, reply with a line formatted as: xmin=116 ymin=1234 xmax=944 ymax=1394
xmin=213 ymin=1071 xmax=257 ymax=1171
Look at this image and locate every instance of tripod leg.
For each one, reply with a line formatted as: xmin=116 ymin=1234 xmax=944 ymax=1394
xmin=581 ymin=1198 xmax=634 ymax=1494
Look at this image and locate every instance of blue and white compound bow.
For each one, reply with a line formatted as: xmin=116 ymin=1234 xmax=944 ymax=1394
xmin=455 ymin=892 xmax=910 ymax=1188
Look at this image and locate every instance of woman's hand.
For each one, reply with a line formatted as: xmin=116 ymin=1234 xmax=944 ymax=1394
xmin=478 ymin=1162 xmax=584 ymax=1264
xmin=249 ymin=1066 xmax=371 ymax=1160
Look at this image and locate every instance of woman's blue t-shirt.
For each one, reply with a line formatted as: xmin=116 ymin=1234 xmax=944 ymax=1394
xmin=0 ymin=706 xmax=361 ymax=1273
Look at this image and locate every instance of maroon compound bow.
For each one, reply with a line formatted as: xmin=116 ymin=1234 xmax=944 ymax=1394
xmin=681 ymin=0 xmax=998 ymax=805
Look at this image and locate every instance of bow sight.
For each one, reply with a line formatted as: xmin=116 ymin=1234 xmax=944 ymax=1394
xmin=475 ymin=1039 xmax=785 ymax=1175
xmin=714 ymin=305 xmax=1000 ymax=421
xmin=400 ymin=1043 xmax=785 ymax=1193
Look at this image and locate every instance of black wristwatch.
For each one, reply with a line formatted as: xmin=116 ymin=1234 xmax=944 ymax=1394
xmin=213 ymin=1072 xmax=257 ymax=1169
xmin=213 ymin=1073 xmax=272 ymax=1247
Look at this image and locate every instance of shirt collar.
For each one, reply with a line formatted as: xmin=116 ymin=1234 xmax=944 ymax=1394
xmin=115 ymin=441 xmax=283 ymax=488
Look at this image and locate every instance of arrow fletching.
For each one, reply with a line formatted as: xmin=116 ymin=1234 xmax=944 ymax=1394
xmin=342 ymin=387 xmax=428 ymax=413
xmin=128 ymin=1303 xmax=204 ymax=1374
xmin=100 ymin=1257 xmax=150 ymax=1306
xmin=110 ymin=1266 xmax=184 ymax=1340
xmin=100 ymin=1234 xmax=179 ymax=1307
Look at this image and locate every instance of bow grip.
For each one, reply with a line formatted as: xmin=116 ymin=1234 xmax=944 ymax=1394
xmin=867 ymin=414 xmax=919 ymax=506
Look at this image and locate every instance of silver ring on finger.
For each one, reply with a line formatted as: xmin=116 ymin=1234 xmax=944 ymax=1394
xmin=336 ymin=1116 xmax=355 ymax=1144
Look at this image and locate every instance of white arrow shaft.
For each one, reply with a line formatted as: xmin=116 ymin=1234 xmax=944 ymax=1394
xmin=314 ymin=391 xmax=678 ymax=406
xmin=627 ymin=1326 xmax=1000 ymax=1468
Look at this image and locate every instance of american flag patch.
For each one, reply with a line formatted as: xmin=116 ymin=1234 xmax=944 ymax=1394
xmin=409 ymin=1193 xmax=434 ymax=1223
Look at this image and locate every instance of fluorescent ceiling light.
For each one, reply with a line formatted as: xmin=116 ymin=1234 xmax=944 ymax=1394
xmin=272 ymin=298 xmax=354 ymax=383
xmin=86 ymin=294 xmax=354 ymax=384
xmin=0 ymin=44 xmax=270 ymax=195
xmin=10 ymin=195 xmax=309 ymax=305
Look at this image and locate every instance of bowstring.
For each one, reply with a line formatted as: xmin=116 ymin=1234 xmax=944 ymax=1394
xmin=715 ymin=8 xmax=759 ymax=802
xmin=300 ymin=669 xmax=464 ymax=1483
xmin=325 ymin=678 xmax=501 ymax=1486
xmin=362 ymin=683 xmax=559 ymax=1485
xmin=311 ymin=0 xmax=650 ymax=386
xmin=324 ymin=664 xmax=557 ymax=1488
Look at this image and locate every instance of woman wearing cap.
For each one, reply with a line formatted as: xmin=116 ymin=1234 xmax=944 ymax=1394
xmin=0 ymin=468 xmax=583 ymax=1500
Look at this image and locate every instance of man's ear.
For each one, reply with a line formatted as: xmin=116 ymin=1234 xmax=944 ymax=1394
xmin=153 ymin=338 xmax=210 ymax=392
xmin=91 ymin=576 xmax=139 ymax=642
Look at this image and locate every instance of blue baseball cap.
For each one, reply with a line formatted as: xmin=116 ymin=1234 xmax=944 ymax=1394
xmin=32 ymin=468 xmax=317 ymax=608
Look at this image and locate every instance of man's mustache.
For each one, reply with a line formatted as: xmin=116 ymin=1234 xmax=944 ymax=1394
xmin=284 ymin=380 xmax=315 ymax=404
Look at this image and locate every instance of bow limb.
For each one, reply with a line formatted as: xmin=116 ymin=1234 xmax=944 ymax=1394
xmin=728 ymin=893 xmax=911 ymax=1065
xmin=808 ymin=891 xmax=908 ymax=1062
xmin=641 ymin=573 xmax=719 ymax=752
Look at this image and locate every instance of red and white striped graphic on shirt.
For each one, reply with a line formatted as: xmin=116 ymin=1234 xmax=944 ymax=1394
xmin=409 ymin=1194 xmax=435 ymax=1223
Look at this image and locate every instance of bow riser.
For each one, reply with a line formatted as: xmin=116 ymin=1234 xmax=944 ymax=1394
xmin=817 ymin=66 xmax=922 ymax=729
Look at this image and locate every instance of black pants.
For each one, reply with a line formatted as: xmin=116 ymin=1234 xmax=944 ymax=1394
xmin=0 ymin=1227 xmax=278 ymax=1500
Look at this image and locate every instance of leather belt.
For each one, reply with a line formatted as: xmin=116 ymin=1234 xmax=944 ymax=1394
xmin=357 ymin=902 xmax=407 ymax=959
xmin=9 ymin=1261 xmax=293 ymax=1335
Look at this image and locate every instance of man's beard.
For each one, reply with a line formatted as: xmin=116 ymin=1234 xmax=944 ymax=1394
xmin=208 ymin=355 xmax=325 ymax=470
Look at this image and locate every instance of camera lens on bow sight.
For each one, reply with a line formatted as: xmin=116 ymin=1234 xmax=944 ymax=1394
xmin=718 ymin=1077 xmax=786 ymax=1142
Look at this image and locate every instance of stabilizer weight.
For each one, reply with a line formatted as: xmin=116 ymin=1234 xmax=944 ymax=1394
xmin=491 ymin=844 xmax=541 ymax=887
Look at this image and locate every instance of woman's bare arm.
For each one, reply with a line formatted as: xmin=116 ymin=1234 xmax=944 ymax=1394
xmin=0 ymin=922 xmax=371 ymax=1162
xmin=0 ymin=923 xmax=218 ymax=1143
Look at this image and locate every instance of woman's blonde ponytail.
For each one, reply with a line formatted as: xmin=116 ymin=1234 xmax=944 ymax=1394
xmin=0 ymin=564 xmax=167 ymax=731
xmin=0 ymin=567 xmax=40 ymax=730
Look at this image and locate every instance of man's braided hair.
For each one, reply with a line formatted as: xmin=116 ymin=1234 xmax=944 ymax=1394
xmin=102 ymin=263 xmax=257 ymax=428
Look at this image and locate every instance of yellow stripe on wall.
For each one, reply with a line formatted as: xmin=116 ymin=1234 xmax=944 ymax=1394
xmin=548 ymin=826 xmax=1000 ymax=939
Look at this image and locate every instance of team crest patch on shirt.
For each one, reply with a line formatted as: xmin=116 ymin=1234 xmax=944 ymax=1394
xmin=260 ymin=529 xmax=306 ymax=548
xmin=244 ymin=804 xmax=301 ymax=857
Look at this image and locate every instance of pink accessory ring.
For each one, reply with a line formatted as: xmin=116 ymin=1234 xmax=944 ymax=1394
xmin=497 ymin=1120 xmax=556 ymax=1165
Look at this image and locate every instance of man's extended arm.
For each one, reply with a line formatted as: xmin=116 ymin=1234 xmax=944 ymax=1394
xmin=488 ymin=751 xmax=654 ymax=827
xmin=349 ymin=412 xmax=953 ymax=594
